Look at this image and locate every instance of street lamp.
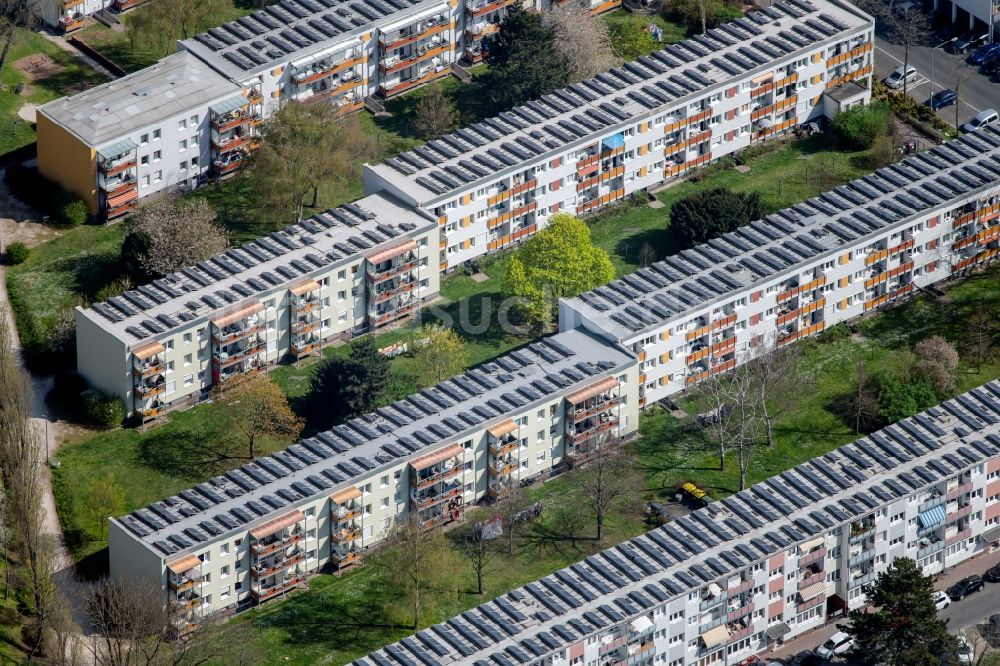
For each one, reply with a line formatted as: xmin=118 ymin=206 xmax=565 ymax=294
xmin=929 ymin=37 xmax=956 ymax=99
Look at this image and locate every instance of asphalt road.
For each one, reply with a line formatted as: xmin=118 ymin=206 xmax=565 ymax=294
xmin=873 ymin=34 xmax=998 ymax=129
xmin=940 ymin=581 xmax=1000 ymax=635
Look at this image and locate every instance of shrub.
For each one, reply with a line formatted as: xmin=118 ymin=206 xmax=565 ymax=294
xmin=873 ymin=371 xmax=937 ymax=425
xmin=670 ymin=188 xmax=767 ymax=249
xmin=60 ymin=199 xmax=88 ymax=226
xmin=831 ymin=101 xmax=891 ymax=149
xmin=94 ymin=276 xmax=134 ymax=303
xmin=4 ymin=241 xmax=29 ymax=265
xmin=83 ymin=392 xmax=125 ymax=429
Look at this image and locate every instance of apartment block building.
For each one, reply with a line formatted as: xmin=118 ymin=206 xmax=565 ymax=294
xmin=36 ymin=52 xmax=248 ymax=220
xmin=107 ymin=328 xmax=639 ymax=617
xmin=561 ymin=123 xmax=1000 ymax=409
xmin=362 ymin=381 xmax=1000 ymax=666
xmin=74 ymin=193 xmax=439 ymax=421
xmin=36 ymin=0 xmax=625 ymax=219
xmin=363 ymin=0 xmax=873 ymax=272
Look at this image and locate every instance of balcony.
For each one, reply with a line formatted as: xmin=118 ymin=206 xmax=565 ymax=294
xmin=368 ymin=300 xmax=420 ymax=327
xmin=213 ymin=133 xmax=253 ymax=155
xmin=251 ymin=550 xmax=306 ymax=579
xmin=251 ymin=574 xmax=307 ymax=602
xmin=466 ymin=0 xmax=515 ymax=15
xmin=379 ymin=66 xmax=450 ymax=98
xmin=333 ymin=549 xmax=360 ymax=567
xmin=381 ymin=43 xmax=450 ymax=75
xmin=100 ymin=156 xmax=137 ymax=177
xmin=849 ymin=522 xmax=876 ymax=543
xmin=332 ymin=524 xmax=361 ymax=543
xmin=414 ymin=463 xmax=463 ymax=491
xmin=918 ymin=494 xmax=945 ymax=514
xmin=566 ymin=415 xmax=618 ymax=443
xmin=135 ymin=378 xmax=165 ymax=399
xmin=410 ymin=483 xmax=463 ymax=511
xmin=489 ymin=459 xmax=518 ymax=478
xmin=367 ymin=244 xmax=418 ymax=282
xmin=379 ymin=19 xmax=448 ymax=51
xmin=251 ymin=530 xmax=305 ymax=557
xmin=947 ymin=482 xmax=973 ymax=500
xmin=212 ymin=152 xmax=246 ymax=179
xmin=946 ymin=527 xmax=971 ymax=546
xmin=799 ymin=546 xmax=826 ymax=568
xmin=294 ymin=55 xmax=363 ymax=86
xmin=59 ymin=14 xmax=86 ymax=32
xmin=917 ymin=540 xmax=944 ymax=559
xmin=373 ymin=279 xmax=418 ymax=303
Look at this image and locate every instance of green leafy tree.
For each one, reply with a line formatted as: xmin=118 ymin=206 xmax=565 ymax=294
xmin=832 ymin=101 xmax=892 ymax=150
xmin=85 ymin=475 xmax=125 ymax=540
xmin=411 ymin=323 xmax=469 ymax=383
xmin=873 ymin=371 xmax=936 ymax=425
xmin=504 ymin=213 xmax=615 ymax=325
xmin=610 ymin=21 xmax=657 ymax=62
xmin=481 ymin=5 xmax=568 ymax=111
xmin=412 ymin=83 xmax=459 ymax=140
xmin=843 ymin=558 xmax=956 ymax=666
xmin=308 ymin=337 xmax=391 ymax=429
xmin=670 ymin=187 xmax=766 ymax=249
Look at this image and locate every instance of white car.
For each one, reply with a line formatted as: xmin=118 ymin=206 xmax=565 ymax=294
xmin=956 ymin=635 xmax=973 ymax=665
xmin=816 ymin=631 xmax=856 ymax=659
xmin=932 ymin=590 xmax=951 ymax=610
xmin=884 ymin=65 xmax=918 ymax=89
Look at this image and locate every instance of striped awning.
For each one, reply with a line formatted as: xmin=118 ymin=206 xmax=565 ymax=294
xmin=366 ymin=239 xmax=417 ymax=266
xmin=249 ymin=509 xmax=305 ymax=540
xmin=330 ymin=486 xmax=362 ymax=505
xmin=798 ymin=582 xmax=825 ymax=601
xmin=212 ymin=301 xmax=264 ymax=328
xmin=132 ymin=340 xmax=165 ymax=360
xmin=166 ymin=554 xmax=201 ymax=574
xmin=410 ymin=442 xmax=463 ymax=471
xmin=487 ymin=419 xmax=519 ymax=438
xmin=701 ymin=625 xmax=730 ymax=649
xmin=565 ymin=376 xmax=619 ymax=406
xmin=918 ymin=505 xmax=946 ymax=529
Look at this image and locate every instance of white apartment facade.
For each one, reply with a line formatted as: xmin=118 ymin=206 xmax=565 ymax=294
xmin=75 ymin=193 xmax=440 ymax=421
xmin=363 ymin=381 xmax=1000 ymax=666
xmin=561 ymin=123 xmax=1000 ymax=409
xmin=363 ymin=0 xmax=874 ymax=273
xmin=107 ymin=328 xmax=639 ymax=618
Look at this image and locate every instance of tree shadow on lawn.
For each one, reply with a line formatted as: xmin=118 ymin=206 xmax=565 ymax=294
xmin=250 ymin=573 xmax=408 ymax=653
xmin=136 ymin=423 xmax=239 ymax=482
xmin=423 ymin=289 xmax=540 ymax=349
xmin=615 ymin=226 xmax=677 ymax=267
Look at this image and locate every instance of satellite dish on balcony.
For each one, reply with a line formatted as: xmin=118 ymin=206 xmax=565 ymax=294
xmin=218 ymin=352 xmax=229 ymax=362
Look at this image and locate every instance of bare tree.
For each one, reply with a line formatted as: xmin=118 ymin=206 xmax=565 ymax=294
xmin=961 ymin=302 xmax=996 ymax=373
xmin=544 ymin=2 xmax=618 ymax=81
xmin=567 ymin=434 xmax=638 ymax=541
xmin=912 ymin=335 xmax=959 ymax=395
xmin=748 ymin=335 xmax=808 ymax=448
xmin=0 ymin=0 xmax=35 ymax=83
xmin=881 ymin=7 xmax=931 ymax=98
xmin=411 ymin=83 xmax=459 ymax=140
xmin=693 ymin=371 xmax=733 ymax=472
xmin=123 ymin=199 xmax=229 ymax=280
xmin=86 ymin=577 xmax=172 ymax=666
xmin=549 ymin=498 xmax=589 ymax=549
xmin=850 ymin=360 xmax=879 ymax=434
xmin=493 ymin=486 xmax=528 ymax=556
xmin=724 ymin=362 xmax=761 ymax=491
xmin=85 ymin=475 xmax=125 ymax=541
xmin=128 ymin=0 xmax=233 ymax=56
xmin=374 ymin=519 xmax=458 ymax=629
xmin=452 ymin=515 xmax=499 ymax=595
xmin=637 ymin=242 xmax=656 ymax=268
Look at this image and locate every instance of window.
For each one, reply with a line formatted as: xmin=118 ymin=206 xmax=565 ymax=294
xmin=536 ymin=451 xmax=546 ymax=463
xmin=178 ymin=119 xmax=187 ymax=130
xmin=140 ymin=133 xmax=149 ymax=145
xmin=141 ymin=175 xmax=150 ymax=187
xmin=183 ymin=353 xmax=192 ymax=366
xmin=154 ymin=170 xmax=162 ymax=183
xmin=220 ymin=543 xmax=229 ymax=555
xmin=338 ymin=290 xmax=346 ymax=302
xmin=183 ymin=374 xmax=193 ymax=387
xmin=152 ymin=150 xmax=161 ymax=162
xmin=380 ymin=497 xmax=389 ymax=509
xmin=179 ymin=139 xmax=187 ymax=151
xmin=190 ymin=114 xmax=199 ymax=125
xmin=191 ymin=156 xmax=199 ymax=167
xmin=338 ymin=269 xmax=346 ymax=281
xmin=140 ymin=155 xmax=149 ymax=166
xmin=220 ymin=565 xmax=229 ymax=578
xmin=153 ymin=129 xmax=161 ymax=140
xmin=183 ymin=332 xmax=192 ymax=344
xmin=380 ymin=475 xmax=389 ymax=488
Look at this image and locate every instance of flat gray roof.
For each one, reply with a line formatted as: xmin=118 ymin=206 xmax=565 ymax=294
xmin=362 ymin=380 xmax=1000 ymax=665
xmin=181 ymin=0 xmax=447 ymax=81
xmin=366 ymin=0 xmax=872 ymax=204
xmin=78 ymin=192 xmax=436 ymax=346
xmin=111 ymin=327 xmax=634 ymax=556
xmin=565 ymin=124 xmax=1000 ymax=340
xmin=39 ymin=52 xmax=241 ymax=148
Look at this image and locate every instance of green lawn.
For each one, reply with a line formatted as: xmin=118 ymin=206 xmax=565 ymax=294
xmin=75 ymin=3 xmax=252 ymax=74
xmin=0 ymin=29 xmax=107 ymax=157
xmin=603 ymin=8 xmax=686 ymax=57
xmin=202 ymin=476 xmax=647 ymax=666
xmin=640 ymin=267 xmax=1000 ymax=499
xmin=5 ymin=223 xmax=125 ymax=371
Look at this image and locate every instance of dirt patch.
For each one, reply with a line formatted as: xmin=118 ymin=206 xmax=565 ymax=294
xmin=13 ymin=53 xmax=64 ymax=82
xmin=0 ymin=168 xmax=61 ymax=248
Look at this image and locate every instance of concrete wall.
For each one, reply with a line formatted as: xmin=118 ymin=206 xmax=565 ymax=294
xmin=36 ymin=112 xmax=98 ymax=213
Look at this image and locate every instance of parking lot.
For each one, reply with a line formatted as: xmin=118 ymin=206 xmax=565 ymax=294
xmin=873 ymin=31 xmax=997 ymax=130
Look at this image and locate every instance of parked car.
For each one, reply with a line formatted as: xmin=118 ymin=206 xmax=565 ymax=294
xmin=983 ymin=57 xmax=1000 ymax=76
xmin=791 ymin=651 xmax=825 ymax=666
xmin=961 ymin=109 xmax=999 ymax=133
xmin=970 ymin=43 xmax=1000 ymax=65
xmin=946 ymin=574 xmax=985 ymax=599
xmin=816 ymin=631 xmax=856 ymax=659
xmin=950 ymin=31 xmax=987 ymax=54
xmin=929 ymin=89 xmax=957 ymax=109
xmin=932 ymin=589 xmax=951 ymax=610
xmin=983 ymin=563 xmax=1000 ymax=582
xmin=934 ymin=24 xmax=956 ymax=43
xmin=885 ymin=65 xmax=918 ymax=89
xmin=956 ymin=634 xmax=974 ymax=665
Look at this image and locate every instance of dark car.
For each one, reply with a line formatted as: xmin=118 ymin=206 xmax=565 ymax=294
xmin=971 ymin=43 xmax=1000 ymax=65
xmin=984 ymin=57 xmax=1000 ymax=76
xmin=934 ymin=24 xmax=955 ymax=43
xmin=950 ymin=31 xmax=987 ymax=54
xmin=947 ymin=575 xmax=985 ymax=600
xmin=929 ymin=89 xmax=957 ymax=109
xmin=984 ymin=564 xmax=1000 ymax=582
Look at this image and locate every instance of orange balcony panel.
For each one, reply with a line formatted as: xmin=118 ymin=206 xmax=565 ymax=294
xmin=467 ymin=0 xmax=515 ymax=16
xmin=380 ymin=67 xmax=449 ymax=97
xmin=511 ymin=178 xmax=537 ymax=196
xmin=588 ymin=0 xmax=621 ymax=14
xmin=711 ymin=313 xmax=736 ymax=331
xmin=382 ymin=21 xmax=449 ymax=51
xmin=711 ymin=358 xmax=736 ymax=375
xmin=382 ymin=44 xmax=450 ymax=75
xmin=865 ymin=248 xmax=889 ymax=266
